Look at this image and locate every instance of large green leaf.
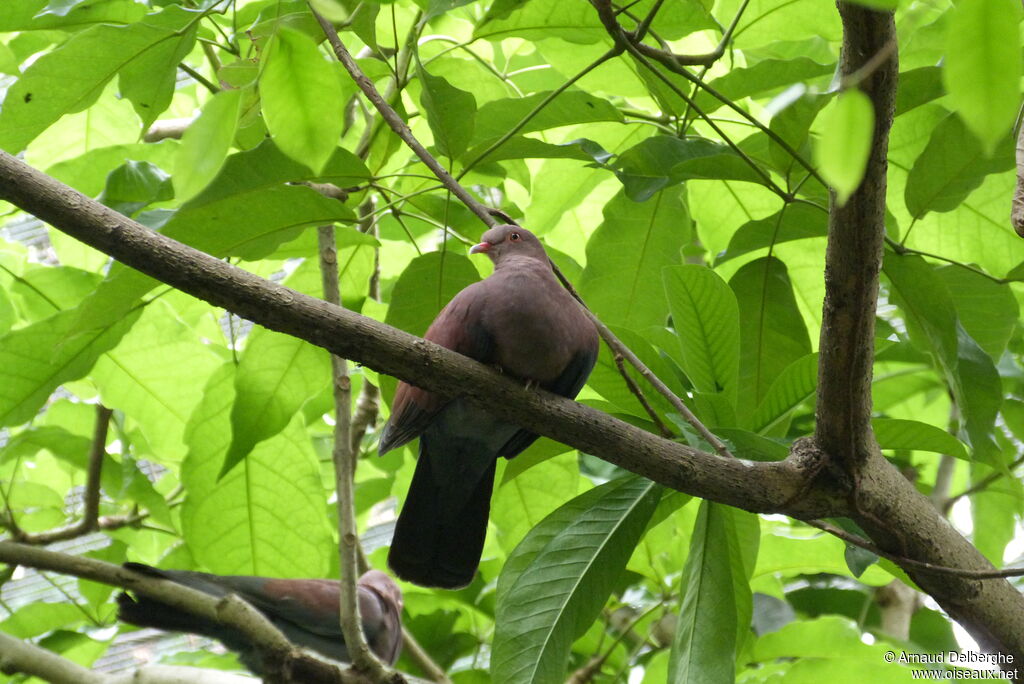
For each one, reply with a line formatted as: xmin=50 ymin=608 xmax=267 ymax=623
xmin=578 ymin=187 xmax=689 ymax=332
xmin=0 ymin=0 xmax=146 ymax=30
xmin=871 ymin=418 xmax=968 ymax=461
xmin=750 ymin=352 xmax=819 ymax=434
xmin=883 ymin=253 xmax=1001 ymax=462
xmin=0 ymin=308 xmax=140 ymax=427
xmin=117 ymin=6 xmax=199 ymax=132
xmin=936 ymin=265 xmax=1019 ymax=360
xmin=662 ymin=265 xmax=740 ymax=405
xmin=259 ymin=27 xmax=348 ymax=172
xmin=942 ymin=0 xmax=1022 ymax=154
xmin=418 ymin=63 xmax=477 ymax=160
xmin=174 ymin=88 xmax=242 ymax=202
xmin=492 ymin=476 xmax=660 ymax=684
xmin=904 ymin=113 xmax=1013 ymax=219
xmin=221 ymin=326 xmax=330 ymax=476
xmin=614 ymin=135 xmax=767 ymax=202
xmin=91 ymin=302 xmax=221 ymax=463
xmin=181 ymin=363 xmax=333 ymax=576
xmin=716 ymin=202 xmax=827 ymax=265
xmin=668 ymin=501 xmax=759 ymax=684
xmin=491 ymin=451 xmax=579 ymax=554
xmin=68 ymin=140 xmax=366 ymax=339
xmin=0 ymin=5 xmax=199 ymax=152
xmin=813 ymin=89 xmax=874 ymax=205
xmin=470 ymin=91 xmax=623 ymax=149
xmin=729 ymin=257 xmax=811 ymax=421
xmin=693 ymin=57 xmax=834 ymax=115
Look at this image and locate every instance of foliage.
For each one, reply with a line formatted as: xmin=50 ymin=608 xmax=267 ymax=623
xmin=0 ymin=0 xmax=1022 ymax=682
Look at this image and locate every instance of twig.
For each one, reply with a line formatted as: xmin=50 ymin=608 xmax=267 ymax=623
xmin=457 ymin=48 xmax=621 ymax=177
xmin=589 ymin=0 xmax=824 ymax=187
xmin=805 ymin=520 xmax=1024 ymax=580
xmin=613 ymin=354 xmax=673 ymax=438
xmin=318 ymin=226 xmax=388 ymax=679
xmin=550 ymin=266 xmax=735 ymax=459
xmin=884 ymin=236 xmax=1012 ymax=284
xmin=311 ymin=7 xmax=496 ymax=229
xmin=2 ymin=406 xmax=123 ymax=545
xmin=943 ymin=453 xmax=1024 ymax=514
xmin=400 ymin=629 xmax=451 ymax=684
xmin=839 ymin=38 xmax=898 ymax=90
xmin=177 ymin=62 xmax=220 ymax=94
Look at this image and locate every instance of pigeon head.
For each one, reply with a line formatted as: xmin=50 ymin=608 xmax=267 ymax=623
xmin=359 ymin=569 xmax=404 ymax=614
xmin=469 ymin=225 xmax=547 ymax=265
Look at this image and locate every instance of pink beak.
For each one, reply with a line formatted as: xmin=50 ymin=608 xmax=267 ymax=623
xmin=469 ymin=242 xmax=491 ymax=254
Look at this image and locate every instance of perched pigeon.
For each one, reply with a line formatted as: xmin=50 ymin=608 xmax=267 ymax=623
xmin=117 ymin=564 xmax=402 ymax=673
xmin=380 ymin=225 xmax=599 ymax=589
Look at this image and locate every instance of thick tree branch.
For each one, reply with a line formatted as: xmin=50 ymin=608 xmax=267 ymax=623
xmin=813 ymin=2 xmax=896 ymax=472
xmin=0 ymin=149 xmax=837 ymax=519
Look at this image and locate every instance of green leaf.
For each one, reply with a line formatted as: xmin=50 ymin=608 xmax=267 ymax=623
xmin=578 ymin=187 xmax=689 ymax=332
xmin=462 ymin=136 xmax=602 ymax=165
xmin=221 ymin=326 xmax=330 ymax=477
xmin=384 ymin=250 xmax=481 ymax=338
xmin=0 ymin=0 xmax=146 ymax=32
xmin=693 ymin=57 xmax=834 ymax=115
xmin=729 ymin=257 xmax=811 ymax=421
xmin=716 ymin=202 xmax=827 ymax=265
xmin=904 ymin=113 xmax=1013 ymax=219
xmin=182 ymin=363 xmax=333 ymax=576
xmin=813 ymin=89 xmax=874 ymax=204
xmin=871 ymin=418 xmax=968 ymax=460
xmin=174 ymin=88 xmax=242 ymax=201
xmin=492 ymin=476 xmax=660 ymax=684
xmin=662 ymin=265 xmax=741 ymax=404
xmin=750 ymin=352 xmax=819 ymax=434
xmin=669 ymin=501 xmax=759 ymax=684
xmin=470 ymin=91 xmax=623 ymax=148
xmin=260 ymin=27 xmax=347 ymax=172
xmin=588 ymin=326 xmax=684 ymax=419
xmin=936 ymin=265 xmax=1019 ymax=360
xmin=91 ymin=302 xmax=222 ymax=463
xmin=98 ymin=160 xmax=174 ymax=216
xmin=883 ymin=253 xmax=1001 ymax=462
xmin=943 ymin=0 xmax=1023 ymax=155
xmin=117 ymin=6 xmax=199 ymax=132
xmin=491 ymin=451 xmax=579 ymax=554
xmin=0 ymin=308 xmax=141 ymax=427
xmin=68 ymin=140 xmax=365 ymax=340
xmin=895 ymin=66 xmax=944 ymax=116
xmin=417 ymin=63 xmax=477 ymax=160
xmin=0 ymin=603 xmax=86 ymax=638
xmin=0 ymin=6 xmax=200 ymax=152
xmin=614 ymin=136 xmax=767 ymax=202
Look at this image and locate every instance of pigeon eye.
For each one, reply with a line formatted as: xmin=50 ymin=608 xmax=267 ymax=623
xmin=510 ymin=232 xmax=521 ymax=241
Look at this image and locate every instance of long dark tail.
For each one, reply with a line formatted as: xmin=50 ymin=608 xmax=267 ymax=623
xmin=388 ymin=445 xmax=497 ymax=589
xmin=116 ymin=564 xmax=245 ymax=648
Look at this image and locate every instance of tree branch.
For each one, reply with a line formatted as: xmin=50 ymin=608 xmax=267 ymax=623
xmin=316 ymin=6 xmax=735 ymax=462
xmin=813 ymin=2 xmax=896 ymax=472
xmin=318 ymin=225 xmax=387 ymax=680
xmin=0 ymin=148 xmax=837 ymax=519
xmin=4 ymin=405 xmax=118 ymax=545
xmin=0 ymin=629 xmax=257 ymax=684
xmin=805 ymin=519 xmax=1024 ymax=580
